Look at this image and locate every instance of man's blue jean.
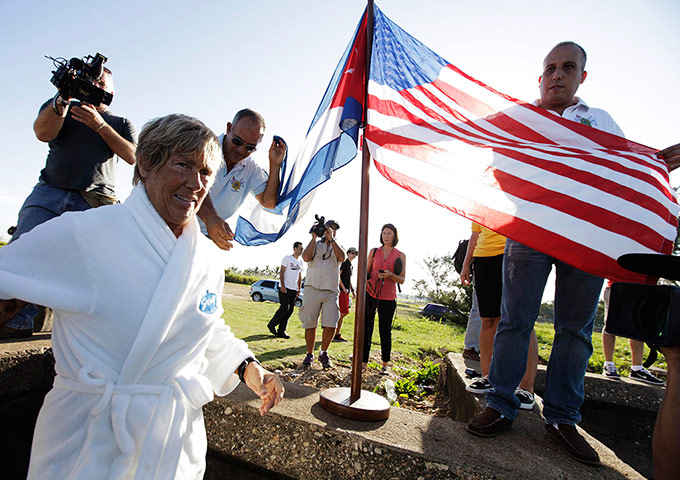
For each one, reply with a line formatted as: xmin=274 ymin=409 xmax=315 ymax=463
xmin=486 ymin=239 xmax=603 ymax=425
xmin=6 ymin=182 xmax=91 ymax=331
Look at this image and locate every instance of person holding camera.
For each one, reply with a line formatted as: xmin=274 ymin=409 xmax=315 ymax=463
xmin=197 ymin=108 xmax=287 ymax=250
xmin=299 ymin=218 xmax=345 ymax=368
xmin=362 ymin=224 xmax=406 ymax=375
xmin=1 ymin=66 xmax=136 ymax=340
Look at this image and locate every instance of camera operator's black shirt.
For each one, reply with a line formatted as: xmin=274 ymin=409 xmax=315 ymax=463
xmin=38 ymin=99 xmax=136 ymax=195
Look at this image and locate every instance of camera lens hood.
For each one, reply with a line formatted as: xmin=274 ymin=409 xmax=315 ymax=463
xmin=617 ymin=253 xmax=680 ymax=281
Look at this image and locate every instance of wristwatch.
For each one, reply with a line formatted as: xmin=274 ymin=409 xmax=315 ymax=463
xmin=237 ymin=357 xmax=260 ymax=383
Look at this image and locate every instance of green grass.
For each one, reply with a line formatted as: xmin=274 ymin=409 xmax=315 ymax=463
xmin=223 ymin=293 xmax=465 ymax=369
xmin=221 ymin=283 xmax=667 ymax=374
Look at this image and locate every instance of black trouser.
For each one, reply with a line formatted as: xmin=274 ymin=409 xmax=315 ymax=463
xmin=362 ymin=294 xmax=397 ymax=363
xmin=268 ymin=289 xmax=297 ymax=333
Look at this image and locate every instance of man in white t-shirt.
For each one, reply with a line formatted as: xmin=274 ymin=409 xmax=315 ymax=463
xmin=267 ymin=242 xmax=304 ymax=339
xmin=197 ymin=108 xmax=287 ymax=250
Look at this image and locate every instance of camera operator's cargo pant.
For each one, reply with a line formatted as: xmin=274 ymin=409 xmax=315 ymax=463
xmin=6 ymin=182 xmax=91 ymax=332
xmin=486 ymin=239 xmax=603 ymax=425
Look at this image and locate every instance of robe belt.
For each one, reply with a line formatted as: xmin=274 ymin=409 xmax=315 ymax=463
xmin=54 ymin=365 xmax=214 ymax=479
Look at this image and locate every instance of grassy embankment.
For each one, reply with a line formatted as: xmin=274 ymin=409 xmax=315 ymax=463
xmin=222 ymin=282 xmax=667 ymax=376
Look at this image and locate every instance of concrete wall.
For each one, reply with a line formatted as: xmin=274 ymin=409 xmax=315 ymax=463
xmin=1 ymin=337 xmax=654 ymax=479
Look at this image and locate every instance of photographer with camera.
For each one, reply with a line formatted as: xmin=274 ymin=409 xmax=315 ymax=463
xmin=1 ymin=58 xmax=136 ymax=340
xmin=299 ymin=216 xmax=345 ymax=368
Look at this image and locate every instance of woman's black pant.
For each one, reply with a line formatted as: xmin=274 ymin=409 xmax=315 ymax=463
xmin=362 ymin=294 xmax=397 ymax=363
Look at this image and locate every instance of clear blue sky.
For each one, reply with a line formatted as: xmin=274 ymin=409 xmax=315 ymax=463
xmin=1 ymin=0 xmax=679 ymax=294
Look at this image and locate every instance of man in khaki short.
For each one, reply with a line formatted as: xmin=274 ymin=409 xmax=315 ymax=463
xmin=300 ymin=219 xmax=345 ymax=369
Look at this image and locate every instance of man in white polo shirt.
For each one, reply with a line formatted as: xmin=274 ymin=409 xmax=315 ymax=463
xmin=197 ymin=108 xmax=286 ymax=249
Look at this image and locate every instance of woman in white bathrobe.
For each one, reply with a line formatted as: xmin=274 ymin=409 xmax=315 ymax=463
xmin=0 ymin=114 xmax=284 ymax=479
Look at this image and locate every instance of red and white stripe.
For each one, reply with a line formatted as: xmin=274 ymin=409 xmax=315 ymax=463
xmin=365 ymin=64 xmax=678 ymax=283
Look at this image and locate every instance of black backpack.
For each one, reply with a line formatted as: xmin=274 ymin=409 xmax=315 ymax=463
xmin=453 ymin=239 xmax=469 ymax=275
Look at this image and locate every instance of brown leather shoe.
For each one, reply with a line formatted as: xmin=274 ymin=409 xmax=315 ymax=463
xmin=467 ymin=407 xmax=512 ymax=437
xmin=0 ymin=325 xmax=33 ymax=340
xmin=545 ymin=423 xmax=600 ymax=465
xmin=462 ymin=348 xmax=480 ymax=361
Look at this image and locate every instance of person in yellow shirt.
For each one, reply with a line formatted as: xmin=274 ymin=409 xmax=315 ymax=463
xmin=461 ymin=222 xmax=538 ymax=409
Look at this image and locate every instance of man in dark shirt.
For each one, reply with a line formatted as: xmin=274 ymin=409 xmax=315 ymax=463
xmin=334 ymin=247 xmax=357 ymax=342
xmin=1 ymin=67 xmax=136 ymax=339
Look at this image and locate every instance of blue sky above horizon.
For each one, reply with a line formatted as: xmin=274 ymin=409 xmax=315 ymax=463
xmin=1 ymin=0 xmax=679 ymax=295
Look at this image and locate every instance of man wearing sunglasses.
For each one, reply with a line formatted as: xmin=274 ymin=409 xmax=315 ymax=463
xmin=198 ymin=108 xmax=287 ymax=249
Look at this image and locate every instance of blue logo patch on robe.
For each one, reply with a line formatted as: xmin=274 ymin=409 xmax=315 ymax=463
xmin=199 ymin=290 xmax=218 ymax=314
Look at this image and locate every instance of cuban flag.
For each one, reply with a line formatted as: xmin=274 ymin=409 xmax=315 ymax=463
xmin=233 ymin=9 xmax=368 ymax=246
xmin=364 ymin=5 xmax=677 ymax=283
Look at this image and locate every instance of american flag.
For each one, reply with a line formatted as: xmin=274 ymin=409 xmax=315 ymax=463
xmin=364 ymin=5 xmax=678 ymax=283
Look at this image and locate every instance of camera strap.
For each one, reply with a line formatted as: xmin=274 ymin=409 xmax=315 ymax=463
xmin=643 ymin=344 xmax=659 ymax=369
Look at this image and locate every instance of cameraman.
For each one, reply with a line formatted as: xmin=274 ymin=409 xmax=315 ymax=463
xmin=299 ymin=219 xmax=345 ymax=368
xmin=0 ymin=67 xmax=136 ymax=339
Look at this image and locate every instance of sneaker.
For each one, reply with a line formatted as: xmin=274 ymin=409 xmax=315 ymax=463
xmin=602 ymin=363 xmax=620 ymax=380
xmin=302 ymin=353 xmax=313 ymax=368
xmin=545 ymin=423 xmax=600 ymax=465
xmin=515 ymin=388 xmax=535 ymax=410
xmin=276 ymin=331 xmax=290 ymax=339
xmin=267 ymin=322 xmax=277 ymax=336
xmin=466 ymin=407 xmax=512 ymax=437
xmin=629 ymin=368 xmax=665 ymax=386
xmin=462 ymin=348 xmax=480 ymax=362
xmin=319 ymin=351 xmax=332 ymax=369
xmin=332 ymin=334 xmax=348 ymax=342
xmin=466 ymin=377 xmax=494 ymax=394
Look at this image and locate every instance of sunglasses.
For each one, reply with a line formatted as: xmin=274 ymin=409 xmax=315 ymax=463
xmin=231 ymin=135 xmax=258 ymax=152
xmin=349 ymin=251 xmax=358 ymax=255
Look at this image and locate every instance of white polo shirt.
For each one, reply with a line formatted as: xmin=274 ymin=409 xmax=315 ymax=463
xmin=534 ymin=97 xmax=624 ymax=136
xmin=200 ymin=134 xmax=268 ymax=234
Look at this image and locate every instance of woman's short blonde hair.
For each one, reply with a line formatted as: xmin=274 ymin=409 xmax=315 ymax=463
xmin=133 ymin=114 xmax=222 ymax=185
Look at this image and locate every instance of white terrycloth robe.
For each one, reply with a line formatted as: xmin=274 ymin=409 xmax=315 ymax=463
xmin=0 ymin=184 xmax=253 ymax=479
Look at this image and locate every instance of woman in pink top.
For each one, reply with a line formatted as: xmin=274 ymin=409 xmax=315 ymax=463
xmin=362 ymin=224 xmax=406 ymax=374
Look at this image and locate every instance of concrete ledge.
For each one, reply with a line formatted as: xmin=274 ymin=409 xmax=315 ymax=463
xmin=448 ymin=352 xmax=664 ymax=416
xmin=207 ymin=379 xmax=643 ymax=479
xmin=1 ymin=338 xmax=648 ymax=479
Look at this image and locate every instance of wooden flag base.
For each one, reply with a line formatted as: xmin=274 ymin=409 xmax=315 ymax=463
xmin=319 ymin=387 xmax=390 ymax=421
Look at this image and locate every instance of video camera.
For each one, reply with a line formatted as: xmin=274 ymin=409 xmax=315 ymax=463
xmin=310 ymin=214 xmax=326 ymax=237
xmin=605 ymin=253 xmax=680 ymax=347
xmin=46 ymin=53 xmax=113 ymax=107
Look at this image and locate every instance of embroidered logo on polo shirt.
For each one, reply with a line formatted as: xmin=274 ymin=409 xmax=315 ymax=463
xmin=576 ymin=116 xmax=594 ymax=127
xmin=199 ymin=290 xmax=218 ymax=314
xmin=229 ymin=176 xmax=243 ymax=192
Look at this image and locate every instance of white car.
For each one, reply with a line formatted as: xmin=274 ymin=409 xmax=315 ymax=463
xmin=249 ymin=279 xmax=303 ymax=307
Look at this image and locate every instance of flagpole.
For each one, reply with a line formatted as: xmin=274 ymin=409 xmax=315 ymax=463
xmin=350 ymin=0 xmax=375 ymax=404
xmin=319 ymin=0 xmax=389 ymax=421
